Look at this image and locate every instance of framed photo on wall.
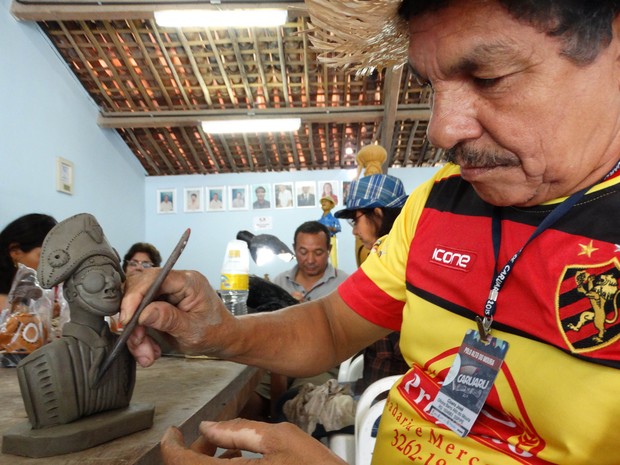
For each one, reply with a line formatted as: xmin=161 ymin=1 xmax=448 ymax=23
xmin=206 ymin=186 xmax=226 ymax=212
xmin=157 ymin=188 xmax=177 ymax=214
xmin=274 ymin=182 xmax=294 ymax=209
xmin=295 ymin=181 xmax=317 ymax=208
xmin=251 ymin=184 xmax=272 ymax=210
xmin=56 ymin=157 xmax=74 ymax=195
xmin=229 ymin=185 xmax=249 ymax=211
xmin=184 ymin=187 xmax=204 ymax=213
xmin=318 ymin=180 xmax=339 ymax=206
xmin=342 ymin=181 xmax=352 ymax=206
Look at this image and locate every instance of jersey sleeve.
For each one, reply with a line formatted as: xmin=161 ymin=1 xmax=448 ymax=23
xmin=338 ymin=166 xmax=452 ymax=331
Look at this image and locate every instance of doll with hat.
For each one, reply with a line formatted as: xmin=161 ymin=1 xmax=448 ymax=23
xmin=318 ymin=195 xmax=342 ymax=268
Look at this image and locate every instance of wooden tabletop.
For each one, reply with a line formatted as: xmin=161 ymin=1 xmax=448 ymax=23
xmin=0 ymin=357 xmax=262 ymax=465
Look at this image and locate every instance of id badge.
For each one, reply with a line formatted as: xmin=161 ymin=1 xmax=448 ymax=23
xmin=429 ymin=329 xmax=509 ymax=437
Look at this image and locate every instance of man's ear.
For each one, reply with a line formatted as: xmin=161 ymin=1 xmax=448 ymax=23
xmin=373 ymin=207 xmax=384 ymax=219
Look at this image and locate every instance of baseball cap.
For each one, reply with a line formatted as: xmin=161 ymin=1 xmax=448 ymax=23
xmin=335 ymin=174 xmax=408 ymax=219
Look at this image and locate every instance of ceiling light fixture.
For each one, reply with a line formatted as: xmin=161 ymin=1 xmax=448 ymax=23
xmin=154 ymin=9 xmax=288 ymax=28
xmin=201 ymin=118 xmax=301 ymax=134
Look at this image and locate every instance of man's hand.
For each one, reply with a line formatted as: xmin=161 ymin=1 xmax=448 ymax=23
xmin=120 ymin=269 xmax=235 ymax=366
xmin=161 ymin=419 xmax=348 ymax=465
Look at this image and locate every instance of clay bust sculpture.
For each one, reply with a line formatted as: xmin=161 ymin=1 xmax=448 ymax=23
xmin=3 ymin=213 xmax=153 ymax=457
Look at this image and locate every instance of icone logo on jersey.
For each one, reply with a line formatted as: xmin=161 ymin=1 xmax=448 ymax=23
xmin=430 ymin=246 xmax=477 ymax=271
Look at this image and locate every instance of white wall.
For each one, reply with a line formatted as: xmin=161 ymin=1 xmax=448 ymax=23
xmin=0 ymin=0 xmax=146 ymax=254
xmin=145 ymin=167 xmax=439 ymax=286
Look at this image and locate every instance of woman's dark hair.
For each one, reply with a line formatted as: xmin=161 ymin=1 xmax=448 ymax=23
xmin=398 ymin=0 xmax=620 ymax=64
xmin=0 ymin=214 xmax=57 ymax=294
xmin=122 ymin=242 xmax=162 ymax=272
xmin=362 ymin=207 xmax=403 ymax=239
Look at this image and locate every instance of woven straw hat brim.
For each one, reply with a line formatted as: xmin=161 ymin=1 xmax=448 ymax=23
xmin=305 ymin=0 xmax=410 ymax=76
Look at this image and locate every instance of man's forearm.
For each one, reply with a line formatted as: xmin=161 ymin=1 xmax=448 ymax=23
xmin=218 ymin=292 xmax=389 ymax=377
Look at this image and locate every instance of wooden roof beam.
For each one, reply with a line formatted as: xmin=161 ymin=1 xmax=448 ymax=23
xmin=11 ymin=1 xmax=307 ymax=21
xmin=98 ymin=104 xmax=431 ymax=128
xmin=381 ymin=64 xmax=404 ymax=173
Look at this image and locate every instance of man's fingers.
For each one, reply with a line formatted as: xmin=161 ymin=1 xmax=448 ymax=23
xmin=189 ymin=433 xmax=218 ymax=456
xmin=161 ymin=426 xmax=212 ymax=465
xmin=199 ymin=419 xmax=265 ymax=454
xmin=199 ymin=420 xmax=348 ymax=464
xmin=126 ymin=325 xmax=161 ymax=367
xmin=161 ymin=426 xmax=184 ymax=450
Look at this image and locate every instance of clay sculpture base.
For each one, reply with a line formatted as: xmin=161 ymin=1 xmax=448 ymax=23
xmin=1 ymin=402 xmax=154 ymax=458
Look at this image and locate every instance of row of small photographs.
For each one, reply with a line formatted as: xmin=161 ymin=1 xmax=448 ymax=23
xmin=157 ymin=180 xmax=352 ymax=214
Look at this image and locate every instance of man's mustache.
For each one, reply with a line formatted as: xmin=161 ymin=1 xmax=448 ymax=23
xmin=446 ymin=145 xmax=521 ymax=168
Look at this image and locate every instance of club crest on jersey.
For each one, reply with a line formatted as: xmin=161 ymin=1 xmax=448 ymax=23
xmin=558 ymin=258 xmax=620 ymax=352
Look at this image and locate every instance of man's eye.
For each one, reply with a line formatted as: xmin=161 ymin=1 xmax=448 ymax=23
xmin=473 ymin=76 xmax=502 ymax=89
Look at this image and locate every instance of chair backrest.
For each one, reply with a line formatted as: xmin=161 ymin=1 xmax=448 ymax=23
xmin=337 ymin=353 xmax=364 ymax=383
xmin=354 ymin=374 xmax=400 ymax=433
xmin=328 ymin=373 xmax=401 ymax=465
xmin=355 ymin=399 xmax=386 ymax=465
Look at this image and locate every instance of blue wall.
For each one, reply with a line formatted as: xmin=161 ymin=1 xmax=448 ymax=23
xmin=1 ymin=0 xmax=440 ymax=287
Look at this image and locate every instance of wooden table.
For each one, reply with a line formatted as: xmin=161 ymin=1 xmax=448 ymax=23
xmin=0 ymin=357 xmax=263 ymax=465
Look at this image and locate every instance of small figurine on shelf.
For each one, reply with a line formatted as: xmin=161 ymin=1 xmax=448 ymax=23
xmin=318 ymin=195 xmax=341 ymax=268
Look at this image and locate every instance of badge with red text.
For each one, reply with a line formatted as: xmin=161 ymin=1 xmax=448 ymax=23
xmin=429 ymin=329 xmax=509 ymax=437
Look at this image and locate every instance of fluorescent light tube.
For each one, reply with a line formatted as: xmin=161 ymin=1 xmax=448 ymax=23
xmin=202 ymin=118 xmax=301 ymax=134
xmin=155 ymin=9 xmax=288 ymax=28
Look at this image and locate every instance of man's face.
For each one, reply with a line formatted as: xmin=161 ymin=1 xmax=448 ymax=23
xmin=408 ymin=1 xmax=620 ymax=206
xmin=294 ymin=232 xmax=330 ymax=279
xmin=256 ymin=188 xmax=266 ymax=200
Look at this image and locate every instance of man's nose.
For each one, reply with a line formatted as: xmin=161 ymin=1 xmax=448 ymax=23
xmin=426 ymin=87 xmax=482 ymax=150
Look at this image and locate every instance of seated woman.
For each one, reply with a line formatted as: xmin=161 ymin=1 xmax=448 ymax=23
xmin=122 ymin=242 xmax=161 ymax=276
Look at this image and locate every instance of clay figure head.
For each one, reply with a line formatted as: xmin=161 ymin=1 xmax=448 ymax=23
xmin=37 ymin=213 xmax=124 ymax=330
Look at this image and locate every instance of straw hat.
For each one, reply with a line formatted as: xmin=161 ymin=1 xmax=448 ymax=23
xmin=305 ymin=0 xmax=409 ymax=75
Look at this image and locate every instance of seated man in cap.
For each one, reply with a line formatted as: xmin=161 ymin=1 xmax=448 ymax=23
xmin=17 ymin=213 xmax=136 ymax=430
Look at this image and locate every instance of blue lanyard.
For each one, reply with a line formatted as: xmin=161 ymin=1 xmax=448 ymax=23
xmin=477 ymin=161 xmax=620 ymax=338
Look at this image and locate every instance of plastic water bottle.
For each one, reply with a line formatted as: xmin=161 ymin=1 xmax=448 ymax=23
xmin=219 ymin=239 xmax=250 ymax=316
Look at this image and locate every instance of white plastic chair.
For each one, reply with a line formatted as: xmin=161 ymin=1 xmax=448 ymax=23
xmin=355 ymin=399 xmax=386 ymax=465
xmin=330 ymin=354 xmax=364 ymax=462
xmin=328 ymin=374 xmax=400 ymax=465
xmin=337 ymin=353 xmax=364 ymax=383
